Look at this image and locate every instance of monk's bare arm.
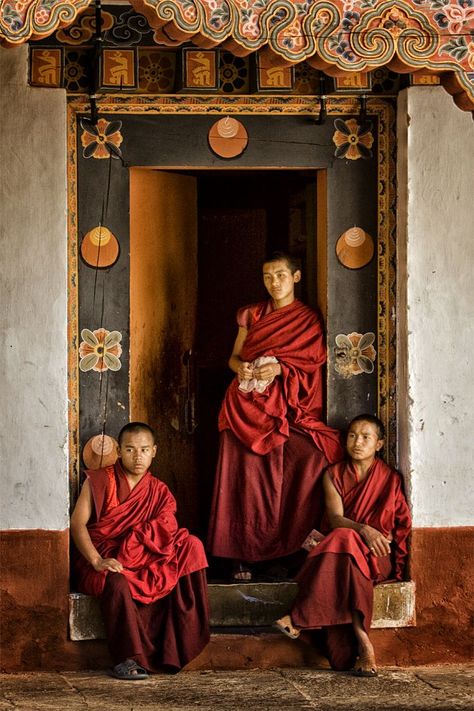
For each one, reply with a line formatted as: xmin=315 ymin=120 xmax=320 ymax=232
xmin=70 ymin=480 xmax=123 ymax=573
xmin=228 ymin=327 xmax=254 ymax=381
xmin=323 ymin=472 xmax=391 ymax=557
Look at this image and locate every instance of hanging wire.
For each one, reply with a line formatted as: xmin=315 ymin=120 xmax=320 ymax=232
xmin=86 ymin=141 xmax=115 ymax=449
xmin=92 ymin=156 xmax=113 ymax=315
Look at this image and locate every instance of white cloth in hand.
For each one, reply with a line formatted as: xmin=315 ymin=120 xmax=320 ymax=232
xmin=238 ymin=356 xmax=279 ymax=393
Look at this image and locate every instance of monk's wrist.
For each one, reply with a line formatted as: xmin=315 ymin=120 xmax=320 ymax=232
xmin=90 ymin=554 xmax=103 ymax=568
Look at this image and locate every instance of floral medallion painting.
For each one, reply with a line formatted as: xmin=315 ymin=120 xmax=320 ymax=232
xmin=333 ymin=119 xmax=374 ymax=160
xmin=334 ymin=332 xmax=377 ymax=379
xmin=79 ymin=328 xmax=123 ymax=372
xmin=80 ymin=118 xmax=123 ymax=160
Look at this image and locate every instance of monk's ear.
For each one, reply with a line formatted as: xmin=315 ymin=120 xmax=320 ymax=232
xmin=293 ymin=270 xmax=301 ymax=283
xmin=375 ymin=438 xmax=384 ymax=452
xmin=151 ymin=444 xmax=157 ymax=458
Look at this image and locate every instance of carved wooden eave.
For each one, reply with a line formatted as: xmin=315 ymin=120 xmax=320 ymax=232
xmin=1 ymin=0 xmax=473 ymax=110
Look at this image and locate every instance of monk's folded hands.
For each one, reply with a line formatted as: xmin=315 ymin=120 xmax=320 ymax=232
xmin=253 ymin=361 xmax=281 ymax=380
xmin=237 ymin=361 xmax=253 ymax=382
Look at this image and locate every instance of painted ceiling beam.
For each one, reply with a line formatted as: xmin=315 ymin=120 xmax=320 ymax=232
xmin=1 ymin=0 xmax=473 ymax=110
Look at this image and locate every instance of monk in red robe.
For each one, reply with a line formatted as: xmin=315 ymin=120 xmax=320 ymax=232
xmin=71 ymin=422 xmax=210 ymax=679
xmin=274 ymin=414 xmax=411 ymax=676
xmin=207 ymin=252 xmax=343 ymax=580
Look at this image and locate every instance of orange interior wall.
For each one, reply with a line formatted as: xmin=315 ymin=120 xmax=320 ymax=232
xmin=129 ymin=168 xmax=199 ymax=528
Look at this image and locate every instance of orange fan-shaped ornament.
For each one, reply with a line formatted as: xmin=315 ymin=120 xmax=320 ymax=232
xmin=81 ymin=226 xmax=120 ymax=269
xmin=208 ymin=117 xmax=248 ymax=159
xmin=336 ymin=227 xmax=374 ymax=270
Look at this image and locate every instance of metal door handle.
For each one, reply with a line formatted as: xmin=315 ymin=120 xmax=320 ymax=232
xmin=182 ymin=349 xmax=197 ymax=434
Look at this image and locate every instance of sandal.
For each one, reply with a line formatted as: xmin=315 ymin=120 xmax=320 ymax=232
xmin=351 ymin=653 xmax=378 ymax=678
xmin=272 ymin=615 xmax=301 ymax=640
xmin=108 ymin=658 xmax=149 ymax=680
xmin=232 ymin=561 xmax=252 ymax=582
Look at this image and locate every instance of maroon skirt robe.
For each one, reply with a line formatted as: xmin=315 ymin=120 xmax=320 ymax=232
xmin=290 ymin=459 xmax=412 ymax=670
xmin=73 ymin=462 xmax=210 ymax=672
xmin=100 ymin=568 xmax=209 ymax=672
xmin=207 ymin=300 xmax=343 ymax=561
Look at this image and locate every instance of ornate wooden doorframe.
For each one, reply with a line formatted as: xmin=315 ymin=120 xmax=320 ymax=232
xmin=2 ymin=1 xmax=473 ymax=112
xmin=67 ymin=94 xmax=396 ymax=500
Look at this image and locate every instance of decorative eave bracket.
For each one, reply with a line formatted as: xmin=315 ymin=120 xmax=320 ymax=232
xmin=1 ymin=0 xmax=473 ymax=110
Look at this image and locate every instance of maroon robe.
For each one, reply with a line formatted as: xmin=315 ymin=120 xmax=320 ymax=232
xmin=291 ymin=458 xmax=411 ymax=670
xmin=207 ymin=300 xmax=343 ymax=561
xmin=73 ymin=462 xmax=210 ymax=672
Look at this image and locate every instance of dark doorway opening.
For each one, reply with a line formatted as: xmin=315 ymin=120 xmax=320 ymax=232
xmin=195 ymin=171 xmax=318 ymax=552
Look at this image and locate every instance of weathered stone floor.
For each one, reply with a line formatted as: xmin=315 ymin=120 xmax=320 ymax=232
xmin=0 ymin=666 xmax=472 ymax=711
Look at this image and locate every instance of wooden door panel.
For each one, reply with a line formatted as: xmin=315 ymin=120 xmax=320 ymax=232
xmin=130 ymin=169 xmax=198 ymax=529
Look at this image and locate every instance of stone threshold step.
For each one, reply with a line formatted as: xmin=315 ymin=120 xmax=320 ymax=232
xmin=69 ymin=581 xmax=415 ymax=641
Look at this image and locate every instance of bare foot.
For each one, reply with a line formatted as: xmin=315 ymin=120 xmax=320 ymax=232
xmin=350 ymin=610 xmax=378 ymax=676
xmin=352 ymin=640 xmax=377 ymax=677
xmin=232 ymin=561 xmax=252 ymax=581
xmin=273 ymin=615 xmax=301 ymax=639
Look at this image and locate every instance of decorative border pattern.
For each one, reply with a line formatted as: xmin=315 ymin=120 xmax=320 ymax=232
xmin=0 ymin=0 xmax=89 ymax=45
xmin=4 ymin=0 xmax=472 ymax=109
xmin=386 ymin=97 xmax=398 ymax=464
xmin=67 ymin=99 xmax=80 ymax=499
xmin=66 ymin=93 xmax=396 ymax=492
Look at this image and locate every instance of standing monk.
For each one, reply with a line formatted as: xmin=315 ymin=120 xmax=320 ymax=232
xmin=207 ymin=252 xmax=343 ymax=580
xmin=71 ymin=422 xmax=210 ymax=679
xmin=274 ymin=414 xmax=411 ymax=676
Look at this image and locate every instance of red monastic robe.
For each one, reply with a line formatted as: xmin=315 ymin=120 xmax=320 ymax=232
xmin=207 ymin=300 xmax=343 ymax=561
xmin=291 ymin=458 xmax=411 ymax=670
xmin=73 ymin=462 xmax=210 ymax=671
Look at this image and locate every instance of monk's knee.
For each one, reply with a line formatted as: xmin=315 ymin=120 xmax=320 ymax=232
xmin=332 ymin=528 xmax=360 ymax=541
xmin=102 ymin=572 xmax=129 ymax=598
xmin=187 ymin=534 xmax=206 ymax=557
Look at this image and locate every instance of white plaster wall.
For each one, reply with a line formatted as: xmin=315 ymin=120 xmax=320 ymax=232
xmin=397 ymin=87 xmax=474 ymax=527
xmin=0 ymin=46 xmax=69 ymax=530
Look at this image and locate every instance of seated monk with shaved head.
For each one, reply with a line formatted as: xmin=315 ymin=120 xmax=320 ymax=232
xmin=274 ymin=414 xmax=411 ymax=677
xmin=71 ymin=422 xmax=209 ymax=679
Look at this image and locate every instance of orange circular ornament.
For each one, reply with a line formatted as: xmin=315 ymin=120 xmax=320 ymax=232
xmin=336 ymin=227 xmax=374 ymax=270
xmin=81 ymin=226 xmax=120 ymax=269
xmin=82 ymin=434 xmax=118 ymax=470
xmin=208 ymin=117 xmax=248 ymax=159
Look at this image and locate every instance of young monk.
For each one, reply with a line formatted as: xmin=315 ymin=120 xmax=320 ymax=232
xmin=71 ymin=422 xmax=210 ymax=679
xmin=273 ymin=414 xmax=411 ymax=676
xmin=207 ymin=252 xmax=343 ymax=580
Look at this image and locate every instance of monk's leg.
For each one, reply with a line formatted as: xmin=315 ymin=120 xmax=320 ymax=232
xmin=291 ymin=550 xmax=373 ymax=671
xmin=100 ymin=572 xmax=151 ymax=671
xmin=279 ymin=429 xmax=327 ymax=550
xmin=138 ymin=569 xmax=210 ymax=672
xmin=351 ymin=610 xmax=374 ymax=657
xmin=350 ymin=554 xmax=392 ymax=676
xmin=207 ymin=430 xmax=284 ymax=563
xmin=351 ymin=610 xmax=377 ymax=675
xmin=101 ymin=567 xmax=210 ymax=674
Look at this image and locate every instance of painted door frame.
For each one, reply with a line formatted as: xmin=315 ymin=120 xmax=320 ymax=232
xmin=67 ymin=94 xmax=396 ymax=501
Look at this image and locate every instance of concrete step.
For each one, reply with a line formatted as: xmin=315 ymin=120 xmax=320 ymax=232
xmin=69 ymin=580 xmax=415 ymax=641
